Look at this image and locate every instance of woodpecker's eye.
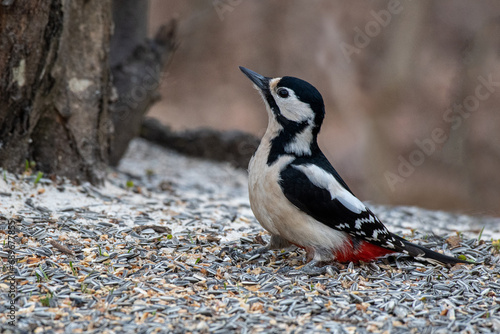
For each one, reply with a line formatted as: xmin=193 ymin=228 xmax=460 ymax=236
xmin=277 ymin=88 xmax=289 ymax=98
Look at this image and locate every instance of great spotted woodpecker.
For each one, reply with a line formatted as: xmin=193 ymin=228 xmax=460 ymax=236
xmin=240 ymin=66 xmax=466 ymax=269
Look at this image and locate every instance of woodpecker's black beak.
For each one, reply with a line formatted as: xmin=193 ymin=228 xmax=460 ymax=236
xmin=239 ymin=66 xmax=269 ymax=91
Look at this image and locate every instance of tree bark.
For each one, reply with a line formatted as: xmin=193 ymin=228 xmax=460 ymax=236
xmin=141 ymin=118 xmax=259 ymax=170
xmin=0 ymin=0 xmax=112 ymax=184
xmin=108 ymin=8 xmax=176 ymax=166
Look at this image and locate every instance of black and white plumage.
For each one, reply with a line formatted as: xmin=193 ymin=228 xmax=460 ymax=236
xmin=240 ymin=66 xmax=466 ymax=266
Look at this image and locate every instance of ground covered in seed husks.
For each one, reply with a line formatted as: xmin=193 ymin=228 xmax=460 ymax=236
xmin=1 ymin=138 xmax=500 ymax=334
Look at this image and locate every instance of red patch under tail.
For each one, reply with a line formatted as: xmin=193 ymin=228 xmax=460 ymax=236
xmin=334 ymin=241 xmax=395 ymax=263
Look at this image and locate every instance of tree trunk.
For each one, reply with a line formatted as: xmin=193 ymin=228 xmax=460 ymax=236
xmin=0 ymin=0 xmax=112 ymax=184
xmin=108 ymin=0 xmax=176 ymax=165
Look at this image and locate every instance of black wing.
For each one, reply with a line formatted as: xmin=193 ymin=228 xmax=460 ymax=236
xmin=279 ymin=159 xmax=469 ymax=264
xmin=279 ymin=159 xmax=406 ymax=251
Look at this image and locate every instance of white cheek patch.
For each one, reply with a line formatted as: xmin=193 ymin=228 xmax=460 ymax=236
xmin=293 ymin=164 xmax=366 ymax=214
xmin=280 ymin=100 xmax=314 ymax=123
xmin=272 ymin=90 xmax=314 ymax=123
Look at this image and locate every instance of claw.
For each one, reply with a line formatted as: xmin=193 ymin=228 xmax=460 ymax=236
xmin=218 ymin=246 xmax=244 ymax=261
xmin=243 ymin=235 xmax=291 ymax=259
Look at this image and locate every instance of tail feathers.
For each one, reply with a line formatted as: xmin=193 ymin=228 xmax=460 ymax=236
xmin=391 ymin=234 xmax=469 ymax=265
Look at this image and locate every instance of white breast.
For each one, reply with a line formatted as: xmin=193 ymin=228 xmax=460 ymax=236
xmin=248 ymin=135 xmax=349 ymax=260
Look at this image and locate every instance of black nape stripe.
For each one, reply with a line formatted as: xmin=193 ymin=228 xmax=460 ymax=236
xmin=264 ymin=90 xmax=311 ymax=165
xmin=267 ymin=120 xmax=309 ymax=165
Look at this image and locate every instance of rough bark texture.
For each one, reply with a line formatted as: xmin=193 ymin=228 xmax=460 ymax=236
xmin=109 ymin=0 xmax=149 ymax=68
xmin=141 ymin=118 xmax=259 ymax=169
xmin=108 ymin=0 xmax=176 ymax=166
xmin=0 ymin=0 xmax=112 ymax=184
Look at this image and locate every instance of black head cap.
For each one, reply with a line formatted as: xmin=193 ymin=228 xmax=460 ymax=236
xmin=278 ymin=76 xmax=325 ymax=129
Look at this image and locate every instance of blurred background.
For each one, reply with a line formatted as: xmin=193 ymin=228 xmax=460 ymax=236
xmin=147 ymin=0 xmax=500 ymax=217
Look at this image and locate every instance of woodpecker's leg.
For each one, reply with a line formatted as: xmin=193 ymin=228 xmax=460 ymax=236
xmin=293 ymin=247 xmax=339 ymax=276
xmin=247 ymin=235 xmax=292 ymax=256
xmin=268 ymin=235 xmax=293 ymax=249
xmin=305 ymin=249 xmax=315 ymax=263
xmin=277 ymin=260 xmax=339 ymax=276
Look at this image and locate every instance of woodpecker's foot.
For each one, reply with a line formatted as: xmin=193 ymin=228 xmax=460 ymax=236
xmin=248 ymin=246 xmax=270 ymax=256
xmin=218 ymin=246 xmax=244 ymax=261
xmin=289 ymin=260 xmax=339 ymax=276
xmin=242 ymin=235 xmax=291 ymax=260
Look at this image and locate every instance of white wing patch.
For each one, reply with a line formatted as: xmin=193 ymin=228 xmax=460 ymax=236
xmin=293 ymin=164 xmax=366 ymax=214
